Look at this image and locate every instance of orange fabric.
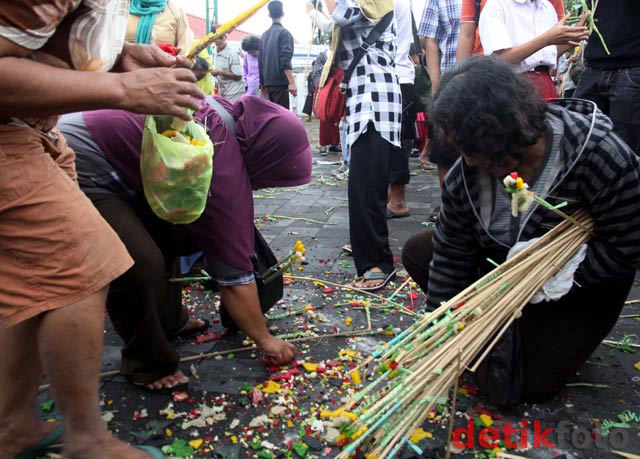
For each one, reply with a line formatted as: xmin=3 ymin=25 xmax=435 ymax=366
xmin=0 ymin=125 xmax=133 ymax=327
xmin=460 ymin=0 xmax=565 ymax=56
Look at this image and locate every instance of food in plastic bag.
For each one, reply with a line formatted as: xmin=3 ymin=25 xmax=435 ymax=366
xmin=141 ymin=115 xmax=214 ymax=224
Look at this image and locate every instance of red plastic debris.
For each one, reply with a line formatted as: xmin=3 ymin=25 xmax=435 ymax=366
xmin=173 ymin=391 xmax=189 ymax=402
xmin=195 ymin=332 xmax=220 ymax=345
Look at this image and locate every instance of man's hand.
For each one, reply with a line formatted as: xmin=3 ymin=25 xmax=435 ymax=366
xmin=116 ymin=42 xmax=194 ymax=72
xmin=256 ymin=335 xmax=296 ymax=365
xmin=117 ymin=67 xmax=204 ymax=119
xmin=288 ymin=82 xmax=298 ymax=97
xmin=543 ymin=15 xmax=589 ymax=47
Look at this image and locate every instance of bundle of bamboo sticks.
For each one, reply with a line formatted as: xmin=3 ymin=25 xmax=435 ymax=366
xmin=329 ymin=212 xmax=593 ymax=459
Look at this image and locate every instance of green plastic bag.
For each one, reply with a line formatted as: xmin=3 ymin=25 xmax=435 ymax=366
xmin=141 ymin=115 xmax=214 ymax=224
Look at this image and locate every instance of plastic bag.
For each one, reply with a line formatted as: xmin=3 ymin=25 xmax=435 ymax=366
xmin=508 ymin=239 xmax=587 ymax=304
xmin=140 ymin=115 xmax=214 ymax=224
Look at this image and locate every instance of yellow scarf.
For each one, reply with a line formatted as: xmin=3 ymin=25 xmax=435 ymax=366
xmin=319 ymin=0 xmax=394 ymax=87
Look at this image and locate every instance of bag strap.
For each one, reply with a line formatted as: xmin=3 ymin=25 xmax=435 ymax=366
xmin=411 ymin=12 xmax=422 ymax=58
xmin=473 ymin=0 xmax=482 ymax=23
xmin=340 ymin=10 xmax=394 ymax=92
xmin=205 ymin=96 xmax=237 ymax=135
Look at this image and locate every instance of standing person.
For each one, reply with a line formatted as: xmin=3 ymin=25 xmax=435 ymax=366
xmin=401 ymin=56 xmax=640 ymax=404
xmin=127 ymin=0 xmax=194 ymax=55
xmin=325 ymin=0 xmax=401 ymax=291
xmin=573 ymin=0 xmax=640 ymax=154
xmin=241 ymin=35 xmax=261 ymax=96
xmin=387 ymin=0 xmax=416 ymax=219
xmin=478 ymin=0 xmax=588 ymax=100
xmin=0 ymin=1 xmax=204 ymax=458
xmin=259 ymin=0 xmax=298 ymax=109
xmin=212 ymin=32 xmax=245 ymax=102
xmin=418 ymin=0 xmax=461 ymax=220
xmin=456 ymin=0 xmax=565 ymax=62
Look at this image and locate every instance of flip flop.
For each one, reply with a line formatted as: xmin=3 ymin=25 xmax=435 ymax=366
xmin=14 ymin=426 xmax=64 ymax=459
xmin=136 ymin=445 xmax=167 ymax=458
xmin=168 ymin=318 xmax=210 ymax=340
xmin=353 ymin=269 xmax=397 ymax=292
xmin=386 ymin=208 xmax=411 ymax=219
xmin=420 ymin=161 xmax=435 ymax=170
xmin=341 ymin=244 xmax=353 ymax=255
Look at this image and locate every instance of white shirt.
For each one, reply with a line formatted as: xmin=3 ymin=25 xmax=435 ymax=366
xmin=395 ymin=0 xmax=416 ymax=84
xmin=479 ymin=0 xmax=558 ymax=73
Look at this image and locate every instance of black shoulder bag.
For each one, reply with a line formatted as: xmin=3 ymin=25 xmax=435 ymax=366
xmin=204 ymin=97 xmax=284 ymax=331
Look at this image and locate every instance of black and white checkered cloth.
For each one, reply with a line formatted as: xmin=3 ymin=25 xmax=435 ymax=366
xmin=333 ymin=0 xmax=402 ymax=148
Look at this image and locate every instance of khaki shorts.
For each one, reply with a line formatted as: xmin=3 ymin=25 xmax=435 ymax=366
xmin=0 ymin=124 xmax=133 ymax=327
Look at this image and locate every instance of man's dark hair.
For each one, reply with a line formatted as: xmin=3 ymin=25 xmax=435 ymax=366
xmin=268 ymin=0 xmax=284 ymax=19
xmin=241 ymin=35 xmax=261 ymax=52
xmin=431 ymin=56 xmax=547 ymax=163
xmin=193 ymin=56 xmax=210 ymax=72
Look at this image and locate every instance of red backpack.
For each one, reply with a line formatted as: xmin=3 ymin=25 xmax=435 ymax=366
xmin=313 ymin=65 xmax=346 ymax=124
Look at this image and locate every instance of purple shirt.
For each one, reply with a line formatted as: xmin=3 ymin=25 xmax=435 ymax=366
xmin=82 ymin=96 xmax=312 ymax=272
xmin=243 ymin=53 xmax=260 ymax=96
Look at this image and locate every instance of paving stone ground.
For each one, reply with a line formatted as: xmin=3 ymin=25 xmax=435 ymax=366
xmin=36 ymin=118 xmax=640 ymax=459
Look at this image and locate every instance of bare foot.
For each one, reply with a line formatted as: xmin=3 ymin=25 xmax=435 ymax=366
xmin=64 ymin=433 xmax=157 ymax=459
xmin=181 ymin=317 xmax=206 ymax=333
xmin=144 ymin=369 xmax=189 ymax=391
xmin=0 ymin=419 xmax=63 ymax=458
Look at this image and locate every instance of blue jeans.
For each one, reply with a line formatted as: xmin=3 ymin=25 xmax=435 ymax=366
xmin=339 ymin=119 xmax=350 ymax=166
xmin=574 ymin=66 xmax=640 ymax=154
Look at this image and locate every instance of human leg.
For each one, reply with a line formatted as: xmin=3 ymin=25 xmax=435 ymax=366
xmin=606 ymin=67 xmax=640 ymax=154
xmin=387 ymin=139 xmax=412 ymax=217
xmin=0 ymin=318 xmax=62 ymax=458
xmin=37 ymin=288 xmax=153 ymax=459
xmin=400 ymin=229 xmax=434 ymax=295
xmin=518 ymin=273 xmax=635 ymax=401
xmin=267 ymin=86 xmax=290 ymax=110
xmin=89 ymin=194 xmax=188 ymax=389
xmin=573 ymin=67 xmax=610 ymax=115
xmin=348 ymin=125 xmax=394 ymax=288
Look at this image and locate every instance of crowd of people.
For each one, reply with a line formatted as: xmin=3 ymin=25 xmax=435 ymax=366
xmin=1 ymin=0 xmax=639 ymax=458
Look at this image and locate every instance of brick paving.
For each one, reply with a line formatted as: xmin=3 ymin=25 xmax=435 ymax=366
xmin=35 ymin=118 xmax=640 ymax=459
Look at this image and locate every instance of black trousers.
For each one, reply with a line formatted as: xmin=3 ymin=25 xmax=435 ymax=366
xmin=89 ymin=194 xmax=189 ymax=385
xmin=349 ymin=125 xmax=394 ymax=276
xmin=401 ymin=228 xmax=635 ymax=402
xmin=389 ymin=83 xmax=418 ymax=186
xmin=264 ymin=86 xmax=290 ymax=110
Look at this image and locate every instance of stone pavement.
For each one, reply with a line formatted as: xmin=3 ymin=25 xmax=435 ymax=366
xmin=35 ymin=119 xmax=640 ymax=459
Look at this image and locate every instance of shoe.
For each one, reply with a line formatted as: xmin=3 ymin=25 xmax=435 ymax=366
xmin=386 ymin=208 xmax=411 ymax=219
xmin=341 ymin=243 xmax=353 ymax=255
xmin=318 ymin=146 xmax=328 ymax=156
xmin=13 ymin=427 xmax=64 ymax=459
xmin=333 ymin=169 xmax=349 ymax=181
xmin=136 ymin=445 xmax=167 ymax=458
xmin=410 ymin=149 xmax=421 ymax=158
xmin=168 ymin=318 xmax=210 ymax=340
xmin=328 ymin=145 xmax=342 ymax=153
xmin=351 ymin=269 xmax=397 ymax=292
